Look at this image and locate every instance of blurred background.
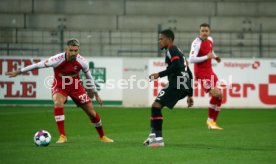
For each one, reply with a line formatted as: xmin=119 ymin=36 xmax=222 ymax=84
xmin=0 ymin=0 xmax=276 ymax=58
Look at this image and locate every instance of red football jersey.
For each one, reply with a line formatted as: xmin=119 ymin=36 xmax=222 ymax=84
xmin=190 ymin=36 xmax=215 ymax=76
xmin=44 ymin=53 xmax=89 ymax=89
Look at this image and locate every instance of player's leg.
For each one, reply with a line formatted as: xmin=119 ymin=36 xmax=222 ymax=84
xmin=69 ymin=84 xmax=112 ymax=142
xmin=209 ymin=86 xmax=222 ymax=123
xmin=208 ymin=87 xmax=221 ymax=123
xmin=208 ymin=86 xmax=223 ymax=130
xmin=53 ymin=92 xmax=68 ymax=143
xmin=202 ymin=74 xmax=223 ymax=130
xmin=200 ymin=78 xmax=216 ymax=128
xmin=144 ymin=101 xmax=164 ymax=147
xmin=151 ymin=101 xmax=163 ymax=138
xmin=80 ymin=102 xmax=114 ymax=142
xmin=144 ymin=86 xmax=183 ymax=147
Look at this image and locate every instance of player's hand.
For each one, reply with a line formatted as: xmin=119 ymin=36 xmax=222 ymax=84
xmin=187 ymin=96 xmax=194 ymax=108
xmin=94 ymin=93 xmax=103 ymax=106
xmin=185 ymin=60 xmax=189 ymax=66
xmin=207 ymin=52 xmax=215 ymax=59
xmin=6 ymin=70 xmax=21 ymax=77
xmin=86 ymin=89 xmax=95 ymax=99
xmin=149 ymin=73 xmax=159 ymax=81
xmin=215 ymin=56 xmax=221 ymax=63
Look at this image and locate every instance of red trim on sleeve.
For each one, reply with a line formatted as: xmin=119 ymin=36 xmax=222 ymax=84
xmin=170 ymin=56 xmax=180 ymax=62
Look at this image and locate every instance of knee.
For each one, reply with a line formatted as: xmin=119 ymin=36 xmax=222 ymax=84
xmin=54 ymin=100 xmax=64 ymax=107
xmin=213 ymin=90 xmax=222 ymax=99
xmin=210 ymin=87 xmax=222 ymax=99
xmin=152 ymin=101 xmax=162 ymax=109
xmin=53 ymin=94 xmax=65 ymax=107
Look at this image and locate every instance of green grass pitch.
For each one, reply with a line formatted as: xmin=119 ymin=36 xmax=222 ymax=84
xmin=0 ymin=106 xmax=275 ymax=164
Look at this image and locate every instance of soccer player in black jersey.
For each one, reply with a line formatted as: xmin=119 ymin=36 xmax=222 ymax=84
xmin=144 ymin=29 xmax=194 ymax=147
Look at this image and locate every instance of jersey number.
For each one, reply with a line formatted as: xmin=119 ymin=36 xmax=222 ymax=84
xmin=79 ymin=94 xmax=89 ymax=103
xmin=157 ymin=91 xmax=165 ymax=98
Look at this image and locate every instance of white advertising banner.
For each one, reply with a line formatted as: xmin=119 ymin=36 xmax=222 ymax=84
xmin=148 ymin=58 xmax=276 ymax=108
xmin=0 ymin=56 xmax=123 ymax=105
xmin=1 ymin=56 xmax=275 ymax=108
xmin=122 ymin=58 xmax=149 ymax=107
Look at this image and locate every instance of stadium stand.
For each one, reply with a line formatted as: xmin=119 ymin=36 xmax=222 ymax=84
xmin=0 ymin=0 xmax=276 ymax=58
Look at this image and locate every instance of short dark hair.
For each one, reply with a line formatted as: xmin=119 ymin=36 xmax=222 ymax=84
xmin=200 ymin=23 xmax=211 ymax=29
xmin=67 ymin=38 xmax=80 ymax=46
xmin=160 ymin=29 xmax=175 ymax=41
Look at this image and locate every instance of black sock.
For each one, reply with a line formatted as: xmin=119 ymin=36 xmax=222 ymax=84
xmin=150 ymin=107 xmax=163 ymax=137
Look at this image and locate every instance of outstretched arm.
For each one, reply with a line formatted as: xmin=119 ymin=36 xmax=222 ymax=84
xmin=6 ymin=61 xmax=46 ymax=78
xmin=6 ymin=70 xmax=21 ymax=77
xmin=6 ymin=54 xmax=65 ymax=78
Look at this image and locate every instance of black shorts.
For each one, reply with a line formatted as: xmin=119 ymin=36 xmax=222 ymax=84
xmin=155 ymin=84 xmax=189 ymax=109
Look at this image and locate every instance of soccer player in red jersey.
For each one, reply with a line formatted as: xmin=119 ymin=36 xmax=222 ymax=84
xmin=189 ymin=23 xmax=223 ymax=130
xmin=6 ymin=39 xmax=114 ymax=143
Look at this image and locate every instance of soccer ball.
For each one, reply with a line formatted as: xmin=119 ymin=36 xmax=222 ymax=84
xmin=34 ymin=130 xmax=51 ymax=147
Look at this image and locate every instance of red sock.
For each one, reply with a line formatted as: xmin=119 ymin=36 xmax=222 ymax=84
xmin=208 ymin=108 xmax=214 ymax=119
xmin=213 ymin=111 xmax=219 ymax=122
xmin=54 ymin=107 xmax=65 ymax=136
xmin=217 ymin=97 xmax=222 ymax=107
xmin=213 ymin=98 xmax=222 ymax=122
xmin=208 ymin=96 xmax=217 ymax=120
xmin=91 ymin=112 xmax=104 ymax=138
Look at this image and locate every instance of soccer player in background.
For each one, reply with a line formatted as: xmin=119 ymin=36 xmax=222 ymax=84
xmin=189 ymin=23 xmax=223 ymax=130
xmin=144 ymin=29 xmax=194 ymax=147
xmin=6 ymin=38 xmax=114 ymax=143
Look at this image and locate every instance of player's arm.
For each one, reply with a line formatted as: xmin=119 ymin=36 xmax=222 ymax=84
xmin=83 ymin=70 xmax=97 ymax=93
xmin=158 ymin=47 xmax=182 ymax=78
xmin=6 ymin=54 xmax=64 ymax=78
xmin=212 ymin=50 xmax=221 ymax=63
xmin=208 ymin=37 xmax=221 ymax=63
xmin=186 ymin=68 xmax=194 ymax=108
xmin=189 ymin=39 xmax=211 ymax=64
xmin=187 ymin=96 xmax=194 ymax=108
xmin=82 ymin=60 xmax=103 ymax=105
xmin=6 ymin=60 xmax=47 ymax=77
xmin=186 ymin=65 xmax=193 ymax=81
xmin=185 ymin=65 xmax=194 ymax=107
xmin=149 ymin=49 xmax=182 ymax=80
xmin=84 ymin=70 xmax=103 ymax=106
